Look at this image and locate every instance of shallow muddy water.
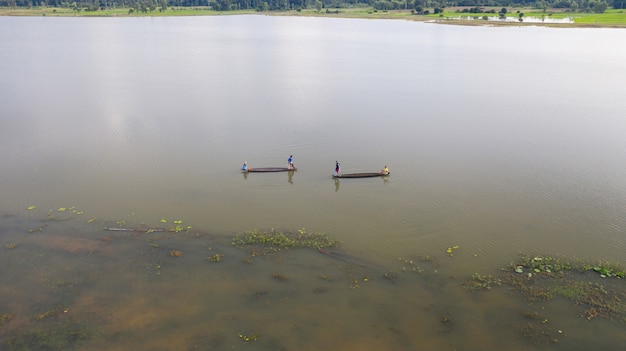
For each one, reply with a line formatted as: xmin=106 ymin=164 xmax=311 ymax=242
xmin=1 ymin=212 xmax=624 ymax=350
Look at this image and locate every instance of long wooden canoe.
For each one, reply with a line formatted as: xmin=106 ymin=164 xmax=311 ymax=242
xmin=246 ymin=167 xmax=297 ymax=172
xmin=332 ymin=172 xmax=388 ymax=178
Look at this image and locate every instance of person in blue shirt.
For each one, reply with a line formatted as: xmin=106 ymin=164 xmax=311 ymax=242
xmin=241 ymin=161 xmax=247 ymax=171
xmin=288 ymin=155 xmax=294 ymax=170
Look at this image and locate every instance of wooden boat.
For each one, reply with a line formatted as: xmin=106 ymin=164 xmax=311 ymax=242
xmin=332 ymin=172 xmax=389 ymax=178
xmin=246 ymin=167 xmax=297 ymax=172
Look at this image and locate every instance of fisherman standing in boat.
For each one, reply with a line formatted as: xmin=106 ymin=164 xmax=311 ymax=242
xmin=288 ymin=155 xmax=294 ymax=170
xmin=334 ymin=161 xmax=340 ymax=176
xmin=242 ymin=161 xmax=248 ymax=171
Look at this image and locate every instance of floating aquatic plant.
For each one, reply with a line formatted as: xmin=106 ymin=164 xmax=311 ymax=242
xmin=446 ymin=245 xmax=459 ymax=256
xmin=398 ymin=257 xmax=426 ymax=274
xmin=28 ymin=225 xmax=46 ymax=233
xmin=238 ymin=333 xmax=258 ymax=342
xmin=504 ymin=254 xmax=626 ymax=321
xmin=207 ymin=254 xmax=224 ymax=262
xmin=463 ymin=273 xmax=501 ymax=291
xmin=232 ymin=228 xmax=338 ymax=251
xmin=590 ymin=261 xmax=625 ymax=278
xmin=516 ymin=255 xmax=571 ymax=274
xmin=515 ymin=255 xmax=625 ymax=279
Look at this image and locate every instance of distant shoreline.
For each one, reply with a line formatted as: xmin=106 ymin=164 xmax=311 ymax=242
xmin=1 ymin=7 xmax=625 ymax=28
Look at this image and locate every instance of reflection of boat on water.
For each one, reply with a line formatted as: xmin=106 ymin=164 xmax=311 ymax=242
xmin=332 ymin=172 xmax=388 ymax=178
xmin=246 ymin=167 xmax=297 ymax=172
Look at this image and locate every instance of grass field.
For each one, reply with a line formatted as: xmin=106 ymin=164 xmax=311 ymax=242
xmin=427 ymin=7 xmax=626 ymax=26
xmin=553 ymin=8 xmax=626 ymax=24
xmin=1 ymin=6 xmax=625 ymax=27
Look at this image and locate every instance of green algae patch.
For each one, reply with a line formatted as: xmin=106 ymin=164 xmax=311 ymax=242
xmin=517 ymin=255 xmax=572 ymax=274
xmin=591 ymin=262 xmax=626 ymax=278
xmin=463 ymin=273 xmax=501 ymax=291
xmin=232 ymin=228 xmax=338 ymax=251
xmin=457 ymin=254 xmax=626 ymax=346
xmin=207 ymin=253 xmax=224 ymax=262
xmin=502 ymin=255 xmax=626 ymax=321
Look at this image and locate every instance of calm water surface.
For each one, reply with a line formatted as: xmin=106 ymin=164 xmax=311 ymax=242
xmin=1 ymin=15 xmax=625 ymax=350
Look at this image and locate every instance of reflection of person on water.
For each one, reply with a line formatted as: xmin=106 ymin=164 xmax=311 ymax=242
xmin=381 ymin=165 xmax=389 ymax=175
xmin=334 ymin=161 xmax=340 ymax=176
xmin=241 ymin=161 xmax=247 ymax=171
xmin=288 ymin=155 xmax=294 ymax=170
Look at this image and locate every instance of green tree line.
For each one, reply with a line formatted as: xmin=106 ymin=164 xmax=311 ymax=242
xmin=0 ymin=0 xmax=618 ymax=13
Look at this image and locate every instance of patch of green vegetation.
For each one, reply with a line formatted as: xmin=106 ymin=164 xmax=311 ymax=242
xmin=426 ymin=7 xmax=626 ymax=26
xmin=559 ymin=9 xmax=626 ymax=24
xmin=591 ymin=261 xmax=625 ymax=278
xmin=558 ymin=280 xmax=626 ymax=320
xmin=207 ymin=253 xmax=224 ymax=262
xmin=398 ymin=257 xmax=425 ymax=274
xmin=238 ymin=332 xmax=259 ymax=342
xmin=513 ymin=255 xmax=624 ymax=279
xmin=398 ymin=254 xmax=439 ymax=275
xmin=517 ymin=255 xmax=572 ymax=274
xmin=507 ymin=276 xmax=554 ymax=301
xmin=517 ymin=320 xmax=559 ymax=346
xmin=503 ymin=254 xmax=626 ymax=321
xmin=463 ymin=273 xmax=501 ymax=291
xmin=232 ymin=228 xmax=338 ymax=251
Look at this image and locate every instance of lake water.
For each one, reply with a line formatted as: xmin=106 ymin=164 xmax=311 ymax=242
xmin=1 ymin=15 xmax=625 ymax=350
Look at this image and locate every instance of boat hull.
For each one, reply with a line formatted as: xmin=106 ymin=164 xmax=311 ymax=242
xmin=246 ymin=167 xmax=297 ymax=172
xmin=332 ymin=172 xmax=388 ymax=178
